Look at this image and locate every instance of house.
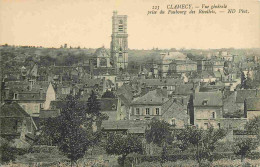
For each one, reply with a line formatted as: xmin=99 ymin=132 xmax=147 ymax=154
xmin=235 ymin=89 xmax=260 ymax=111
xmin=159 ymin=52 xmax=187 ymax=77
xmin=0 ymin=102 xmax=37 ymax=148
xmin=168 ymin=59 xmax=197 ymax=74
xmin=161 ymin=98 xmax=189 ymax=128
xmin=193 ymin=91 xmax=223 ymax=129
xmin=4 ymin=81 xmax=56 ymax=117
xmin=100 ymin=98 xmax=123 ymax=121
xmin=138 ymin=78 xmax=183 ymax=96
xmin=246 ymin=97 xmax=260 ymax=120
xmin=130 ymin=89 xmax=168 ymax=121
xmin=101 ymin=120 xmax=148 ymax=135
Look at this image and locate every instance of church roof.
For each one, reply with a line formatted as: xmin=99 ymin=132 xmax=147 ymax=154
xmin=161 ymin=52 xmax=187 ymax=62
xmin=93 ymin=47 xmax=110 ymax=58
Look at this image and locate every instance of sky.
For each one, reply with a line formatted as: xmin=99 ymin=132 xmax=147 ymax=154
xmin=0 ymin=0 xmax=259 ymax=49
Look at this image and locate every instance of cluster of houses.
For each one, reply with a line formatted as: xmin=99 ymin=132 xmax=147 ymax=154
xmin=1 ymin=48 xmax=260 ymax=148
xmin=1 ymin=11 xmax=260 ymax=148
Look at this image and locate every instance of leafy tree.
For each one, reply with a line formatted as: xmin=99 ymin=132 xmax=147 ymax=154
xmin=241 ymin=71 xmax=246 ymax=89
xmin=0 ymin=139 xmax=27 ymax=164
xmin=87 ymin=90 xmax=101 ymax=119
xmin=188 ymin=94 xmax=194 ymax=125
xmin=57 ymin=95 xmax=91 ymax=166
xmin=102 ymin=90 xmax=116 ymax=98
xmin=34 ymin=117 xmax=61 ymax=146
xmin=0 ymin=141 xmax=17 ymax=163
xmin=245 ymin=116 xmax=260 ymax=140
xmin=105 ymin=133 xmax=143 ymax=166
xmin=38 ymin=93 xmax=106 ymax=166
xmin=234 ymin=138 xmax=256 ymax=163
xmin=177 ymin=126 xmax=226 ymax=165
xmin=145 ymin=120 xmax=173 ymax=166
xmin=145 ymin=120 xmax=173 ymax=147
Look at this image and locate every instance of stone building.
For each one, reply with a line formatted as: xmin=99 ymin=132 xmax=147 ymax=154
xmin=110 ymin=11 xmax=128 ymax=71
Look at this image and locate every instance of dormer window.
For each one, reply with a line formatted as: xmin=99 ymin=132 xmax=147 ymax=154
xmin=202 ymin=99 xmax=208 ymax=105
xmin=112 ymin=104 xmax=116 ymax=110
xmin=14 ymin=93 xmax=18 ymax=100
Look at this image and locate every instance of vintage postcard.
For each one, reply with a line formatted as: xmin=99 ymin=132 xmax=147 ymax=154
xmin=0 ymin=0 xmax=260 ymax=166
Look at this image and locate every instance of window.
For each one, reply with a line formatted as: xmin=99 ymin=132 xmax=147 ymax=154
xmin=202 ymin=99 xmax=208 ymax=105
xmin=112 ymin=104 xmax=117 ymax=110
xmin=14 ymin=93 xmax=18 ymax=100
xmin=218 ymin=123 xmax=221 ymax=129
xmin=135 ymin=108 xmax=140 ymax=115
xmin=212 ymin=112 xmax=216 ymax=119
xmin=40 ymin=103 xmax=43 ymax=109
xmin=13 ymin=120 xmax=18 ymax=132
xmin=171 ymin=118 xmax=176 ymax=126
xmin=118 ymin=25 xmax=123 ymax=32
xmin=34 ymin=105 xmax=39 ymax=112
xmin=146 ymin=108 xmax=150 ymax=115
xmin=204 ymin=123 xmax=208 ymax=129
xmin=119 ymin=52 xmax=123 ymax=57
xmin=156 ymin=108 xmax=160 ymax=115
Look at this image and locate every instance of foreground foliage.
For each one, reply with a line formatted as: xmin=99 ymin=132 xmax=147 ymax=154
xmin=105 ymin=133 xmax=143 ymax=166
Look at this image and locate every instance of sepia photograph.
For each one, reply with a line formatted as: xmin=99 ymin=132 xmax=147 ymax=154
xmin=0 ymin=0 xmax=260 ymax=166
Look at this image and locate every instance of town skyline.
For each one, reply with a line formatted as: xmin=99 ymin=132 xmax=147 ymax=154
xmin=0 ymin=0 xmax=259 ymax=49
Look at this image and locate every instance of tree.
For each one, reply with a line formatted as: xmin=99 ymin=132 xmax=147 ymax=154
xmin=0 ymin=139 xmax=27 ymax=164
xmin=87 ymin=90 xmax=101 ymax=119
xmin=34 ymin=117 xmax=61 ymax=146
xmin=245 ymin=116 xmax=260 ymax=140
xmin=0 ymin=141 xmax=17 ymax=163
xmin=145 ymin=120 xmax=173 ymax=166
xmin=177 ymin=126 xmax=226 ymax=165
xmin=105 ymin=133 xmax=143 ymax=166
xmin=241 ymin=71 xmax=246 ymax=89
xmin=57 ymin=95 xmax=91 ymax=166
xmin=234 ymin=138 xmax=256 ymax=163
xmin=145 ymin=120 xmax=173 ymax=147
xmin=188 ymin=94 xmax=194 ymax=125
xmin=102 ymin=90 xmax=116 ymax=98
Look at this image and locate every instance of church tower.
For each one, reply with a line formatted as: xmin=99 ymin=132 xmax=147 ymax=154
xmin=110 ymin=11 xmax=128 ymax=72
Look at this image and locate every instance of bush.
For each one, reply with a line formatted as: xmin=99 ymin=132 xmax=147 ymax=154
xmin=0 ymin=141 xmax=28 ymax=164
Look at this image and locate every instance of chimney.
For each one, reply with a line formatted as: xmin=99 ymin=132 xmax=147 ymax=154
xmin=29 ymin=80 xmax=33 ymax=91
xmin=39 ymin=88 xmax=43 ymax=99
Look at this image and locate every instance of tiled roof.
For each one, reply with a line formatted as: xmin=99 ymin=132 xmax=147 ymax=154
xmin=162 ymin=52 xmax=187 ymax=61
xmin=100 ymin=98 xmax=118 ymax=111
xmin=132 ymin=89 xmax=168 ymax=105
xmin=246 ymin=98 xmax=260 ymax=111
xmin=84 ymin=78 xmax=103 ymax=87
xmin=139 ymin=78 xmax=182 ymax=86
xmin=194 ymin=91 xmax=223 ymax=107
xmin=16 ymin=92 xmax=46 ymax=101
xmin=236 ymin=89 xmax=259 ymax=103
xmin=0 ymin=102 xmax=30 ymax=117
xmin=174 ymin=84 xmax=194 ymax=95
xmin=93 ymin=47 xmax=110 ymax=57
xmin=101 ymin=120 xmax=148 ymax=134
xmin=116 ymin=84 xmax=134 ymax=103
xmin=162 ymin=98 xmax=189 ymax=121
xmin=39 ymin=109 xmax=60 ymax=118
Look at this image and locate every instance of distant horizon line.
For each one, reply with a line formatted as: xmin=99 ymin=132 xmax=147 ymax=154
xmin=1 ymin=44 xmax=260 ymax=51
